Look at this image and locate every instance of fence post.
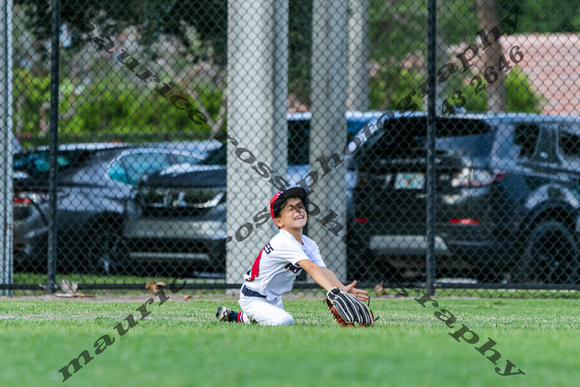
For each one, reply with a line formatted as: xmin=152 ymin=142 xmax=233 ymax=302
xmin=225 ymin=0 xmax=289 ymax=287
xmin=347 ymin=0 xmax=370 ymax=111
xmin=310 ymin=0 xmax=348 ymax=281
xmin=425 ymin=0 xmax=437 ymax=296
xmin=47 ymin=0 xmax=61 ymax=294
xmin=0 ymin=0 xmax=14 ymax=297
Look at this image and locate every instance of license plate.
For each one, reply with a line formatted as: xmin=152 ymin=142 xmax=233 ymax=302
xmin=394 ymin=173 xmax=425 ymax=189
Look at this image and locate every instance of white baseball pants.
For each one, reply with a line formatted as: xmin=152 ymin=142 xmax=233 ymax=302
xmin=238 ymin=293 xmax=294 ymax=326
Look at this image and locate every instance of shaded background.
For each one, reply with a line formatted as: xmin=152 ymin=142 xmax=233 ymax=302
xmin=1 ymin=0 xmax=579 ymax=297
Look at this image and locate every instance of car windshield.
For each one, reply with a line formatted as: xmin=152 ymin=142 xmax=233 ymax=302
xmin=364 ymin=117 xmax=495 ymax=159
xmin=199 ymin=145 xmax=227 ymax=165
xmin=13 ymin=150 xmax=90 ymax=174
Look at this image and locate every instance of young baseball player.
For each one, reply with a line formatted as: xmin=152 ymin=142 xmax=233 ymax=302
xmin=216 ymin=186 xmax=368 ymax=326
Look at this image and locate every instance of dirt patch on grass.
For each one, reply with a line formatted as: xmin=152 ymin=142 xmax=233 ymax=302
xmin=3 ymin=292 xmax=492 ymax=303
xmin=3 ymin=293 xmax=240 ymax=303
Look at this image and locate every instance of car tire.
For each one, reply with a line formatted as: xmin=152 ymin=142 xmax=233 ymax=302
xmin=86 ymin=223 xmax=125 ymax=276
xmin=516 ymin=221 xmax=579 ymax=284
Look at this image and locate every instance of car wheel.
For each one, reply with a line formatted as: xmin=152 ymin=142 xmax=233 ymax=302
xmin=517 ymin=221 xmax=579 ymax=284
xmin=87 ymin=224 xmax=124 ymax=276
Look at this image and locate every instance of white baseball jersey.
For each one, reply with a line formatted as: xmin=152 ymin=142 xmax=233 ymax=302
xmin=243 ymin=229 xmax=326 ymax=301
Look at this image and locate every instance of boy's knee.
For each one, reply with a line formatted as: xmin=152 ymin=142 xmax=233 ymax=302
xmin=265 ymin=314 xmax=294 ymax=326
xmin=279 ymin=315 xmax=294 ymax=326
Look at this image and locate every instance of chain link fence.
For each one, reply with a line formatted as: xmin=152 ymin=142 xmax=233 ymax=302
xmin=1 ymin=0 xmax=579 ymax=298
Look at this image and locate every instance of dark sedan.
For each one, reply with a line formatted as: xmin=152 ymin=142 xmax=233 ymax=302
xmin=13 ymin=141 xmax=221 ymax=275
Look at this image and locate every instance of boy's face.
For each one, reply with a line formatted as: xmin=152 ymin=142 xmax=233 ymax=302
xmin=274 ymin=197 xmax=307 ymax=230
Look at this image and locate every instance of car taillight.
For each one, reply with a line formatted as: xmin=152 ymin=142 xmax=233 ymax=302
xmin=13 ymin=191 xmax=66 ymax=205
xmin=353 ymin=217 xmax=368 ymax=224
xmin=13 ymin=192 xmax=46 ymax=205
xmin=451 ymin=168 xmax=504 ymax=187
xmin=13 ymin=197 xmax=32 ymax=205
xmin=450 ymin=218 xmax=480 ymax=225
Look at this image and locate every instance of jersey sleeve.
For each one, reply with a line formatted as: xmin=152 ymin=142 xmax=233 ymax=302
xmin=268 ymin=232 xmax=327 ymax=268
xmin=272 ymin=241 xmax=310 ymax=266
xmin=307 ymin=242 xmax=326 ymax=268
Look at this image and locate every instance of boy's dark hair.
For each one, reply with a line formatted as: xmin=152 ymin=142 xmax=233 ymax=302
xmin=275 ymin=196 xmax=306 ymax=219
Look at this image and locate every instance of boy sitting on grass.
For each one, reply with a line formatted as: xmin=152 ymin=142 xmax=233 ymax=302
xmin=216 ymin=186 xmax=367 ymax=326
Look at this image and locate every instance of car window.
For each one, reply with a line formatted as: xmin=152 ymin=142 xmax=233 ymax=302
xmin=109 ymin=152 xmax=172 ymax=185
xmin=173 ymin=154 xmax=204 ymax=164
xmin=288 ymin=118 xmax=310 ymax=165
xmin=362 ymin=117 xmax=494 ymax=162
xmin=13 ymin=150 xmax=90 ymax=174
xmin=513 ymin=123 xmax=540 ymax=159
xmin=200 ymin=146 xmax=227 ymax=165
xmin=287 ymin=116 xmax=378 ymax=166
xmin=559 ymin=124 xmax=580 ymax=160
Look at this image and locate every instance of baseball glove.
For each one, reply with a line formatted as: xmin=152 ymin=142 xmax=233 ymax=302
xmin=325 ymin=287 xmax=375 ymax=327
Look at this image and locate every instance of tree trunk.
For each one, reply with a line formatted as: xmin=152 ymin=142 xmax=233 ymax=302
xmin=436 ymin=34 xmax=449 ymax=112
xmin=477 ymin=0 xmax=506 ymax=112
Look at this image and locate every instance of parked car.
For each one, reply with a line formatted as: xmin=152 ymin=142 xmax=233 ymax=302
xmin=124 ymin=165 xmax=227 ymax=275
xmin=349 ymin=112 xmax=580 ymax=284
xmin=122 ymin=111 xmax=382 ymax=276
xmin=12 ymin=141 xmax=222 ymax=275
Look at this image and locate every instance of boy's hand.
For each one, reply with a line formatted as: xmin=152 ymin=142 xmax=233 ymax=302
xmin=344 ymin=280 xmax=369 ymax=302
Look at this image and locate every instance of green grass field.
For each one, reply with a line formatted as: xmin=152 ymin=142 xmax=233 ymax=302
xmin=1 ymin=294 xmax=578 ymax=387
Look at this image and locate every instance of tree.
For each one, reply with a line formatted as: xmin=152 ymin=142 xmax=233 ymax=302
xmin=14 ymin=0 xmax=228 ymax=138
xmin=476 ymin=0 xmax=506 ymax=112
xmin=14 ymin=0 xmax=227 ymax=61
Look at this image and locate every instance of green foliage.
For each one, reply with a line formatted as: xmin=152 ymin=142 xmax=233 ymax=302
xmin=12 ymin=69 xmax=50 ymax=133
xmin=437 ymin=1 xmax=480 ymax=45
xmin=14 ymin=0 xmax=228 ymax=63
xmin=370 ymin=66 xmax=424 ymax=111
xmin=288 ymin=0 xmax=313 ymax=105
xmin=13 ymin=0 xmax=565 ymax=139
xmin=16 ymin=0 xmax=578 ymax=65
xmin=497 ymin=0 xmax=580 ymax=33
xmin=451 ymin=66 xmax=543 ymax=113
xmin=369 ymin=0 xmax=429 ymax=63
xmin=505 ymin=66 xmax=544 ymax=113
xmin=12 ymin=68 xmax=76 ymax=135
xmin=370 ymin=65 xmax=542 ymax=114
xmin=60 ymin=72 xmax=221 ymax=139
xmin=13 ymin=66 xmax=220 ymax=143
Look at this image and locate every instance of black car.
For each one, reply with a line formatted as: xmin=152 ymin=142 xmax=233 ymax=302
xmin=13 ymin=141 xmax=221 ymax=275
xmin=349 ymin=112 xmax=580 ymax=284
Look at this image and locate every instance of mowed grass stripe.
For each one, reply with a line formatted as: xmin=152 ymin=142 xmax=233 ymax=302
xmin=0 ymin=298 xmax=578 ymax=387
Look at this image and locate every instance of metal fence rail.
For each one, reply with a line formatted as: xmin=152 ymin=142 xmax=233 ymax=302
xmin=1 ymin=0 xmax=580 ymax=298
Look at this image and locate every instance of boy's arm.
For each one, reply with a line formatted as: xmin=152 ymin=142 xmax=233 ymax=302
xmin=297 ymin=259 xmax=335 ymax=291
xmin=298 ymin=260 xmax=369 ymax=301
xmin=319 ymin=267 xmax=348 ymax=289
